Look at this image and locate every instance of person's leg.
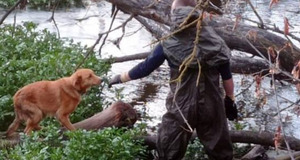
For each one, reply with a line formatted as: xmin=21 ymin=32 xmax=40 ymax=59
xmin=156 ymin=111 xmax=192 ymax=160
xmin=196 ymin=100 xmax=233 ymax=160
xmin=197 ymin=124 xmax=233 ymax=160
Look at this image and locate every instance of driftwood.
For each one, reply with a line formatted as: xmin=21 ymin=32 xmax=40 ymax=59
xmin=105 ymin=0 xmax=300 ymax=74
xmin=0 ymin=101 xmax=137 ymax=148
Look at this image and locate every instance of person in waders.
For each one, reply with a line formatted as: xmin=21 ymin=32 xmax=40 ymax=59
xmin=109 ymin=0 xmax=237 ymax=159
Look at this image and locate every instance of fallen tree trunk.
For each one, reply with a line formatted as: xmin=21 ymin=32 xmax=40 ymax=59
xmin=230 ymin=130 xmax=300 ymax=151
xmin=105 ymin=0 xmax=300 ymax=73
xmin=73 ymin=101 xmax=137 ymax=130
xmin=241 ymin=145 xmax=267 ymax=160
xmin=143 ymin=130 xmax=300 ymax=151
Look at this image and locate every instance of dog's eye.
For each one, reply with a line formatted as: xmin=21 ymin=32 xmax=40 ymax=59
xmin=89 ymin=74 xmax=92 ymax=78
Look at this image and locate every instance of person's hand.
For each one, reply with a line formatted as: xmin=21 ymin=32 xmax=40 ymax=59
xmin=224 ymin=96 xmax=238 ymax=121
xmin=108 ymin=75 xmax=122 ymax=88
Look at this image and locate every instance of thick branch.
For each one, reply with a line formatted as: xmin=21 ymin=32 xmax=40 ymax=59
xmin=143 ymin=130 xmax=300 ymax=151
xmin=73 ymin=101 xmax=137 ymax=130
xmin=105 ymin=0 xmax=300 ymax=73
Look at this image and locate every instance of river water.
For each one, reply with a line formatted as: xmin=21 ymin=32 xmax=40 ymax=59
xmin=1 ymin=0 xmax=300 ymax=138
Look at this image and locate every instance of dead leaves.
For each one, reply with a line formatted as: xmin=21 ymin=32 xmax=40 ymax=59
xmin=232 ymin=15 xmax=241 ymax=31
xmin=254 ymin=75 xmax=267 ymax=108
xmin=269 ymin=0 xmax=279 ymax=9
xmin=291 ymin=61 xmax=300 ymax=94
xmin=246 ymin=30 xmax=258 ymax=42
xmin=19 ymin=0 xmax=28 ymax=10
xmin=292 ymin=105 xmax=300 ymax=117
xmin=255 ymin=75 xmax=262 ymax=98
xmin=291 ymin=61 xmax=300 ymax=80
xmin=203 ymin=11 xmax=218 ymax=21
xmin=267 ymin=46 xmax=281 ymax=74
xmin=273 ymin=126 xmax=282 ymax=151
xmin=284 ymin=17 xmax=292 ymax=36
xmin=267 ymin=46 xmax=277 ymax=59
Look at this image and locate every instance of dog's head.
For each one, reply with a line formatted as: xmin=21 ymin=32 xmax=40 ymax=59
xmin=71 ymin=69 xmax=102 ymax=94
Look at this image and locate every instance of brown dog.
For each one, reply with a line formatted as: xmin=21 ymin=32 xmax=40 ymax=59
xmin=6 ymin=68 xmax=101 ymax=136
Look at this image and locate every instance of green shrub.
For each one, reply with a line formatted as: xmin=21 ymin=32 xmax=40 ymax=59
xmin=0 ymin=0 xmax=84 ymax=10
xmin=0 ymin=0 xmax=16 ymax=8
xmin=29 ymin=0 xmax=84 ymax=10
xmin=0 ymin=126 xmax=147 ymax=160
xmin=0 ymin=22 xmax=111 ymax=131
xmin=184 ymin=137 xmax=208 ymax=160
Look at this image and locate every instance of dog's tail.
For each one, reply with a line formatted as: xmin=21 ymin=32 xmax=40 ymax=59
xmin=6 ymin=112 xmax=21 ymax=137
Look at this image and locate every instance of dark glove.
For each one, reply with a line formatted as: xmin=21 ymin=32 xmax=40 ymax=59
xmin=108 ymin=74 xmax=122 ymax=88
xmin=224 ymin=96 xmax=238 ymax=121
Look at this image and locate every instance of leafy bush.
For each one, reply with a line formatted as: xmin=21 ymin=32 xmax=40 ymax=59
xmin=184 ymin=137 xmax=208 ymax=160
xmin=0 ymin=0 xmax=16 ymax=8
xmin=0 ymin=125 xmax=147 ymax=160
xmin=0 ymin=0 xmax=84 ymax=10
xmin=29 ymin=0 xmax=84 ymax=10
xmin=0 ymin=22 xmax=111 ymax=131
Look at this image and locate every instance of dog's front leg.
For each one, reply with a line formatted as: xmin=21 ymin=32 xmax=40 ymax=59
xmin=56 ymin=110 xmax=76 ymax=131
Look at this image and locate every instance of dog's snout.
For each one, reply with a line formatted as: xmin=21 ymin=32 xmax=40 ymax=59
xmin=97 ymin=76 xmax=102 ymax=85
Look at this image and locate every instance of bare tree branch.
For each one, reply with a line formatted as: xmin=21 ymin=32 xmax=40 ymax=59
xmin=98 ymin=8 xmax=119 ymax=56
xmin=0 ymin=0 xmax=27 ymax=25
xmin=47 ymin=0 xmax=61 ymax=38
xmin=246 ymin=0 xmax=264 ymax=29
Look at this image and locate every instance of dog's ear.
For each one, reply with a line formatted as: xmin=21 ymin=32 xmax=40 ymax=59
xmin=73 ymin=75 xmax=82 ymax=89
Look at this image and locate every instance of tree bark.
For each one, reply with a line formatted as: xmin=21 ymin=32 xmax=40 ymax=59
xmin=230 ymin=130 xmax=300 ymax=151
xmin=142 ymin=130 xmax=300 ymax=151
xmin=73 ymin=101 xmax=137 ymax=130
xmin=105 ymin=0 xmax=300 ymax=73
xmin=241 ymin=145 xmax=267 ymax=160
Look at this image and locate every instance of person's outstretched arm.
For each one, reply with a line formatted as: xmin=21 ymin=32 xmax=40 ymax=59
xmin=109 ymin=44 xmax=166 ymax=87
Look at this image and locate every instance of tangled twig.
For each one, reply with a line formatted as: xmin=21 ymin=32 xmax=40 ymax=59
xmin=47 ymin=0 xmax=61 ymax=38
xmin=75 ymin=14 xmax=134 ymax=70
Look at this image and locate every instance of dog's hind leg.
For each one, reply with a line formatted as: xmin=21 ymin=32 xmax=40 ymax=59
xmin=6 ymin=116 xmax=21 ymax=137
xmin=33 ymin=125 xmax=42 ymax=131
xmin=24 ymin=106 xmax=43 ymax=135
